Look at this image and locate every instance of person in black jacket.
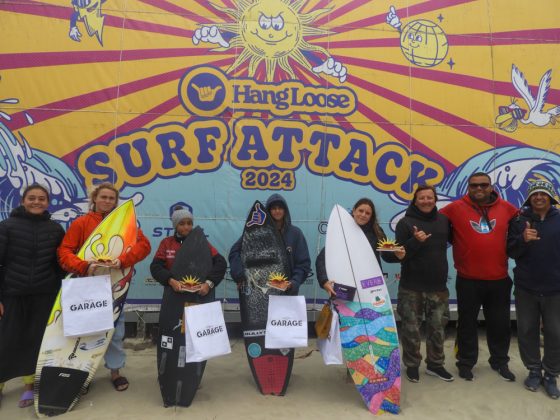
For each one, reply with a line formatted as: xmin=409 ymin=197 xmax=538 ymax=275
xmin=0 ymin=184 xmax=65 ymax=408
xmin=392 ymin=185 xmax=453 ymax=383
xmin=315 ymin=197 xmax=403 ymax=297
xmin=507 ymin=179 xmax=560 ymax=399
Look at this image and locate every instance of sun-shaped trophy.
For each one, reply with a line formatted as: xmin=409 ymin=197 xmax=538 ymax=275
xmin=376 ymin=238 xmax=400 ymax=252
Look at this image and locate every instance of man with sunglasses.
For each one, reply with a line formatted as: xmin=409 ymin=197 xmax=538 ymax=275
xmin=440 ymin=172 xmax=517 ymax=382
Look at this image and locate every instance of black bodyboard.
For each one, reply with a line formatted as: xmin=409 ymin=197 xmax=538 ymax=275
xmin=239 ymin=201 xmax=295 ymax=395
xmin=157 ymin=226 xmax=212 ymax=407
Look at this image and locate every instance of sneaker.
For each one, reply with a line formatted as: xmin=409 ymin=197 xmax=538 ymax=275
xmin=426 ymin=366 xmax=455 ymax=382
xmin=524 ymin=370 xmax=542 ymax=392
xmin=458 ymin=366 xmax=474 ymax=381
xmin=543 ymin=374 xmax=560 ymax=399
xmin=493 ymin=365 xmax=516 ymax=382
xmin=406 ymin=367 xmax=420 ymax=383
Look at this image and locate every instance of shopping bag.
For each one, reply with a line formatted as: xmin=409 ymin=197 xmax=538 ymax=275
xmin=317 ymin=310 xmax=343 ymax=365
xmin=184 ymin=301 xmax=231 ymax=362
xmin=314 ymin=301 xmax=333 ymax=339
xmin=265 ymin=295 xmax=308 ymax=349
xmin=61 ymin=274 xmax=114 ymax=337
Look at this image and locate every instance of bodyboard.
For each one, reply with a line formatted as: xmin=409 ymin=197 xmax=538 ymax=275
xmin=157 ymin=226 xmax=212 ymax=407
xmin=325 ymin=204 xmax=400 ymax=415
xmin=239 ymin=201 xmax=294 ymax=395
xmin=34 ymin=200 xmax=138 ymax=417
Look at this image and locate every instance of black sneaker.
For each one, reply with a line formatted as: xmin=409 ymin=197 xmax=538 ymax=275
xmin=494 ymin=365 xmax=516 ymax=382
xmin=426 ymin=366 xmax=455 ymax=382
xmin=458 ymin=366 xmax=474 ymax=381
xmin=524 ymin=370 xmax=542 ymax=392
xmin=406 ymin=367 xmax=420 ymax=383
xmin=543 ymin=374 xmax=560 ymax=399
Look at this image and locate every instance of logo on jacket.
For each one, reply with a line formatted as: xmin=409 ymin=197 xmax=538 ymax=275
xmin=470 ymin=217 xmax=496 ymax=234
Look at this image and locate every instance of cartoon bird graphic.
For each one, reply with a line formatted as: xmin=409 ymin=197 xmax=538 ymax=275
xmin=509 ymin=64 xmax=560 ymax=128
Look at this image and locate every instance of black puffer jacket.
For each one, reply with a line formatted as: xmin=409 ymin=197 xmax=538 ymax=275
xmin=0 ymin=206 xmax=65 ymax=298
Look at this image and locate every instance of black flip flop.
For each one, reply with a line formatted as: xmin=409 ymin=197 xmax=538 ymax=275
xmin=112 ymin=376 xmax=129 ymax=392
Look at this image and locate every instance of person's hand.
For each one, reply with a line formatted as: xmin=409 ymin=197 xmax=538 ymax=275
xmin=168 ymin=278 xmax=184 ymax=293
xmin=413 ymin=225 xmax=432 ymax=242
xmin=87 ymin=263 xmax=100 ymax=276
xmin=523 ymin=221 xmax=540 ymax=242
xmin=0 ymin=302 xmax=4 ymax=319
xmin=324 ymin=281 xmax=336 ymax=297
xmin=107 ymin=259 xmax=121 ymax=269
xmin=394 ymin=246 xmax=406 ymax=260
xmin=198 ymin=283 xmax=210 ymax=296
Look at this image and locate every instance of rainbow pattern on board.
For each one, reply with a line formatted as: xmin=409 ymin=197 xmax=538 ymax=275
xmin=336 ymin=301 xmax=401 ymax=415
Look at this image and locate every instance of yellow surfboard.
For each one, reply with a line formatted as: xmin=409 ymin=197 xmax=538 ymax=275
xmin=34 ymin=200 xmax=138 ymax=417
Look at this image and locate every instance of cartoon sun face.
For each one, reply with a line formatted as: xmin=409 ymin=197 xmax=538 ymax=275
xmin=400 ymin=20 xmax=448 ymax=67
xmin=207 ymin=0 xmax=332 ymax=81
xmin=242 ymin=2 xmax=300 ymax=59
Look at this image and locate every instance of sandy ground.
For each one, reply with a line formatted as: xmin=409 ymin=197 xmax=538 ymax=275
xmin=2 ymin=335 xmax=558 ymax=419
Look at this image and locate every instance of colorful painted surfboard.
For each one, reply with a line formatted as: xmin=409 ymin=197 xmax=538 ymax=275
xmin=34 ymin=200 xmax=138 ymax=417
xmin=325 ymin=204 xmax=400 ymax=415
xmin=157 ymin=226 xmax=212 ymax=407
xmin=239 ymin=201 xmax=294 ymax=395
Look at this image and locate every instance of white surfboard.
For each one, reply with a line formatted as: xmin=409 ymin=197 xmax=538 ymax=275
xmin=325 ymin=204 xmax=401 ymax=414
xmin=326 ymin=204 xmax=394 ymax=307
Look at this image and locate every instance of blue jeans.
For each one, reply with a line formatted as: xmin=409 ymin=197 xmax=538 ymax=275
xmin=104 ymin=315 xmax=126 ymax=370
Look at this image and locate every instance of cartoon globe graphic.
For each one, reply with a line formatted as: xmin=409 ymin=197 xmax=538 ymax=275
xmin=400 ymin=20 xmax=448 ymax=67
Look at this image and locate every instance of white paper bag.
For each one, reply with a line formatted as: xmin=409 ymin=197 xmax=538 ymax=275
xmin=317 ymin=310 xmax=343 ymax=365
xmin=62 ymin=275 xmax=114 ymax=337
xmin=265 ymin=295 xmax=308 ymax=349
xmin=184 ymin=301 xmax=231 ymax=362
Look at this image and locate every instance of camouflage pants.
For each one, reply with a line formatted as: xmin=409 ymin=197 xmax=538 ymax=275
xmin=397 ymin=287 xmax=450 ymax=368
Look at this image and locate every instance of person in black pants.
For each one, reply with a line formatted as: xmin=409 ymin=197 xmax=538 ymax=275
xmin=507 ymin=179 xmax=560 ymax=399
xmin=440 ymin=172 xmax=518 ymax=381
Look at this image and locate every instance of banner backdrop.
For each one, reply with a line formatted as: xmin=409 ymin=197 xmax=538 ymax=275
xmin=1 ymin=1 xmax=559 ymax=309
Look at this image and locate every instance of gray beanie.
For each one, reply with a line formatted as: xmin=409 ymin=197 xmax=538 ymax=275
xmin=171 ymin=207 xmax=193 ymax=228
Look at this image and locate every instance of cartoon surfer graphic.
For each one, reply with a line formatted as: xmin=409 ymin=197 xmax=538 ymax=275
xmin=69 ymin=0 xmax=107 ymax=46
xmin=192 ymin=0 xmax=347 ymax=83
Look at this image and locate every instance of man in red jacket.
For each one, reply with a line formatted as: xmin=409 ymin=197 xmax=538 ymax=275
xmin=440 ymin=172 xmax=517 ymax=381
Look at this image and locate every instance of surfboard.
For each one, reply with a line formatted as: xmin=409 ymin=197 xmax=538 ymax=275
xmin=325 ymin=204 xmax=400 ymax=415
xmin=34 ymin=200 xmax=138 ymax=417
xmin=157 ymin=226 xmax=213 ymax=407
xmin=239 ymin=201 xmax=294 ymax=395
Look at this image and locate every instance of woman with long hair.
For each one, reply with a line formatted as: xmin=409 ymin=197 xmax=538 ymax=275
xmin=315 ymin=197 xmax=404 ymax=296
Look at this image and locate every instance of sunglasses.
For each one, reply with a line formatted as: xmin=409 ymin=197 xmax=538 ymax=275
xmin=468 ymin=182 xmax=491 ymax=189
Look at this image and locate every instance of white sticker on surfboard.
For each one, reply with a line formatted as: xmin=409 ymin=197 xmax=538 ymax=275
xmin=161 ymin=335 xmax=173 ymax=350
